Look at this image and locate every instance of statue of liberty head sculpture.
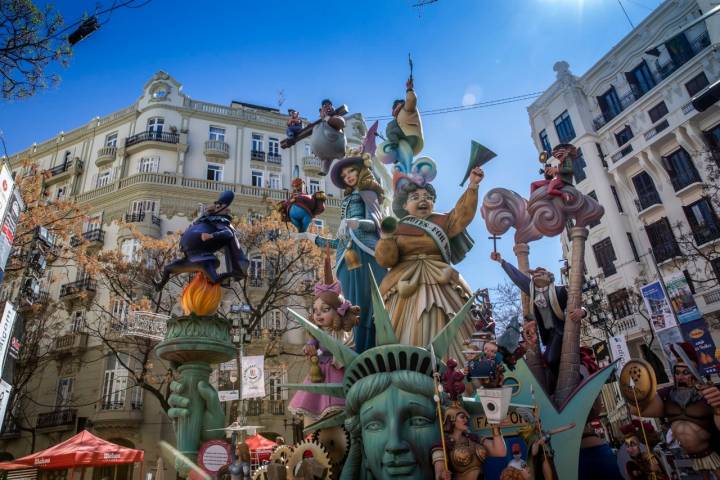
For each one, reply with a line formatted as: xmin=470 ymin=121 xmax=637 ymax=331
xmin=285 ymin=272 xmax=474 ymax=480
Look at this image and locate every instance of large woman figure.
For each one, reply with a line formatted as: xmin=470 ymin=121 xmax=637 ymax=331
xmin=375 ymin=166 xmax=484 ymax=360
xmin=302 ymin=152 xmax=387 ymax=353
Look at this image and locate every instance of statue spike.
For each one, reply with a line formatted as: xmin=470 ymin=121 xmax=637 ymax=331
xmin=287 ymin=308 xmax=358 ymax=368
xmin=281 ymin=383 xmax=345 ymax=398
xmin=369 ymin=269 xmax=398 ymax=346
xmin=429 ymin=295 xmax=475 ymax=359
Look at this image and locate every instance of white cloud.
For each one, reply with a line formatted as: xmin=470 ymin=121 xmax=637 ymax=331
xmin=462 ymin=84 xmax=484 ymax=106
xmin=462 ymin=93 xmax=476 ymax=106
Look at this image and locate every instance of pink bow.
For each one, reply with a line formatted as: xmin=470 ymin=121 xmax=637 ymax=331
xmin=336 ymin=299 xmax=352 ymax=316
xmin=314 ymin=281 xmax=342 ymax=297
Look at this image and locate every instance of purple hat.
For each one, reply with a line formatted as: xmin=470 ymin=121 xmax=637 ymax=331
xmin=329 ymin=155 xmax=366 ymax=190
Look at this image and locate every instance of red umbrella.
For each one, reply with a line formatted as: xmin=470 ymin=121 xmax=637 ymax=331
xmin=0 ymin=430 xmax=144 ymax=469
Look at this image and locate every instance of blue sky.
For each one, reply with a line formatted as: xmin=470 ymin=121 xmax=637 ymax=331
xmin=0 ymin=0 xmax=662 ymax=293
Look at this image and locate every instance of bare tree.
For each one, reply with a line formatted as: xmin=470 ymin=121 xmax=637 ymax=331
xmin=490 ymin=280 xmax=522 ymax=336
xmin=0 ymin=0 xmax=71 ymax=100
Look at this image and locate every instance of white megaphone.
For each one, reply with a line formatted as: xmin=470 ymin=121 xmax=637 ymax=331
xmin=476 ymin=386 xmax=513 ymax=424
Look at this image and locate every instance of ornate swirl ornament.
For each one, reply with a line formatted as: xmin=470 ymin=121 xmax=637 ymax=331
xmin=481 ymin=188 xmax=542 ymax=244
xmin=527 ymin=185 xmax=604 ymax=237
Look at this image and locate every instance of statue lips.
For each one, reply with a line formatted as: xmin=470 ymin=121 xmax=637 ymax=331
xmin=383 ymin=460 xmax=417 ymax=476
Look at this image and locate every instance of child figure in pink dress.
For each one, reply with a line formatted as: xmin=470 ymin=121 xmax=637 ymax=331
xmin=288 ymin=250 xmax=359 ymax=424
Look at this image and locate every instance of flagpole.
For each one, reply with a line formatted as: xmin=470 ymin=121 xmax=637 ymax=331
xmin=629 ymin=378 xmax=657 ymax=480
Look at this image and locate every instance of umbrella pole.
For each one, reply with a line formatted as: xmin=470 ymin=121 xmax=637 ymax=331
xmin=138 ymin=461 xmax=144 ymax=480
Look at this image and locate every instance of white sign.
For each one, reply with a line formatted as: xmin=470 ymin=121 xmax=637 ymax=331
xmin=0 ymin=379 xmax=12 ymax=431
xmin=0 ymin=165 xmax=14 ymax=226
xmin=0 ymin=302 xmax=17 ymax=376
xmin=242 ymin=355 xmax=265 ymax=399
xmin=609 ymin=335 xmax=631 ymax=372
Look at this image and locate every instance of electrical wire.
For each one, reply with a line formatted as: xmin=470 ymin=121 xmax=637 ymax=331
xmin=617 ymin=0 xmax=635 ymax=29
xmin=46 ymin=0 xmax=154 ymax=42
xmin=365 ymin=91 xmax=543 ymax=120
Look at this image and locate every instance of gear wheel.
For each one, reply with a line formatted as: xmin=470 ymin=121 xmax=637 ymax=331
xmin=288 ymin=439 xmax=332 ymax=480
xmin=312 ymin=426 xmax=350 ymax=465
xmin=252 ymin=466 xmax=268 ymax=480
xmin=270 ymin=444 xmax=294 ymax=465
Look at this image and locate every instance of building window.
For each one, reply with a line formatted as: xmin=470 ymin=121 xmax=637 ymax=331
xmin=308 ymin=179 xmax=321 ymax=194
xmin=147 ymin=117 xmax=164 ymax=134
xmin=592 ymin=237 xmax=617 ymax=277
xmin=627 ymin=233 xmax=640 ymax=262
xmin=610 ymin=185 xmax=624 ymax=213
xmin=138 ymin=156 xmax=159 ymax=173
xmin=252 ymin=133 xmax=264 ymax=152
xmin=685 ymin=72 xmax=709 ymax=97
xmin=101 ymin=353 xmax=130 ymax=410
xmin=268 ymin=137 xmax=280 ymax=156
xmin=539 ymin=129 xmax=551 ymax=153
xmin=111 ymin=297 xmax=129 ymax=329
xmin=96 ymin=169 xmax=112 ymax=188
xmin=269 ymin=174 xmax=280 ymax=190
xmin=614 ymin=125 xmax=633 ymax=147
xmin=586 ymin=192 xmax=600 ymax=228
xmin=631 ymin=172 xmax=661 ymax=211
xmin=70 ymin=311 xmax=84 ymax=333
xmin=206 ymin=163 xmax=223 ymax=182
xmin=55 ymin=184 xmax=68 ymax=200
xmin=121 ymin=238 xmax=141 ymax=262
xmin=304 ymin=143 xmax=311 ymax=156
xmin=683 ymin=198 xmax=720 ymax=245
xmin=105 ymin=132 xmax=118 ymax=147
xmin=249 ymin=256 xmax=262 ymax=279
xmin=130 ymin=199 xmax=157 ymax=216
xmin=55 ymin=377 xmax=74 ymax=408
xmin=598 ymin=87 xmax=623 ymax=122
xmin=648 ymin=102 xmax=668 ymax=124
xmin=645 ymin=218 xmax=680 ymax=263
xmin=572 ymin=148 xmax=586 ymax=184
xmin=63 ymin=151 xmax=72 ymax=164
xmin=662 ymin=148 xmax=700 ymax=191
xmin=251 ymin=170 xmax=263 ymax=188
xmin=554 ymin=110 xmax=576 ymax=143
xmin=209 ymin=126 xmax=226 ymax=142
xmin=608 ymin=289 xmax=633 ymax=320
xmin=626 ymin=61 xmax=656 ymax=97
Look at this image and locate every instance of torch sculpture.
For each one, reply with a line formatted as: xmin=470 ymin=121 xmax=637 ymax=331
xmin=156 ymin=191 xmax=244 ymax=475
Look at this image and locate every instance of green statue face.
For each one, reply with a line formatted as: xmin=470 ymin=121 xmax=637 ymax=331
xmin=359 ymin=385 xmax=438 ymax=479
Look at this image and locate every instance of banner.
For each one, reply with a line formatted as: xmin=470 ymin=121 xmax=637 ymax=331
xmin=217 ymin=360 xmax=239 ymax=402
xmin=0 ymin=303 xmax=17 ymax=377
xmin=592 ymin=341 xmax=610 ymax=367
xmin=0 ymin=166 xmax=15 ymax=226
xmin=657 ymin=327 xmax=684 ymax=368
xmin=608 ymin=335 xmax=631 ymax=372
xmin=679 ymin=318 xmax=720 ymax=376
xmin=242 ymin=355 xmax=265 ymax=400
xmin=0 ymin=188 xmax=22 ymax=283
xmin=640 ymin=281 xmax=677 ymax=332
xmin=0 ymin=380 xmax=11 ymax=431
xmin=664 ymin=273 xmax=702 ymax=324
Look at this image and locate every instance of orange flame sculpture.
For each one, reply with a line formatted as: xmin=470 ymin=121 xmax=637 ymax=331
xmin=181 ymin=273 xmax=222 ymax=316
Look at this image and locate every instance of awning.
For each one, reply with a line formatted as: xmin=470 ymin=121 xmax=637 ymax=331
xmin=0 ymin=431 xmax=144 ymax=470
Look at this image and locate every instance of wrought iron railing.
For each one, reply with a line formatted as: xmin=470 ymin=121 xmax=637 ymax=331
xmin=125 ymin=131 xmax=179 ymax=147
xmin=651 ymin=241 xmax=681 ymax=264
xmin=251 ymin=150 xmax=266 ymax=162
xmin=71 ymin=228 xmax=105 ymax=247
xmin=36 ymin=409 xmax=77 ymax=429
xmin=59 ymin=278 xmax=96 ymax=298
xmin=48 ymin=158 xmax=83 ymax=177
xmin=635 ymin=192 xmax=661 ymax=212
xmin=267 ymin=153 xmax=282 ymax=164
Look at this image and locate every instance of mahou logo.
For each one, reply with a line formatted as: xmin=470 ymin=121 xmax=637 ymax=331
xmin=104 ymin=453 xmax=121 ymax=460
xmin=35 ymin=458 xmax=50 ymax=465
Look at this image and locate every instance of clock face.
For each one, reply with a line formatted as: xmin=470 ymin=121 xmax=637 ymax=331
xmin=153 ymin=89 xmax=167 ymax=98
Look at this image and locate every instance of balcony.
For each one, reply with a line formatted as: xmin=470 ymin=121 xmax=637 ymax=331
xmin=251 ymin=150 xmax=266 ymax=162
xmin=59 ymin=278 xmax=96 ymax=300
xmin=124 ymin=212 xmax=161 ymax=226
xmin=36 ymin=409 xmax=77 ymax=431
xmin=0 ymin=418 xmax=20 ymax=439
xmin=267 ymin=153 xmax=282 ymax=165
xmin=655 ymin=31 xmax=710 ymax=82
xmin=671 ymin=171 xmax=702 ymax=193
xmin=95 ymin=146 xmax=117 ymax=167
xmin=249 ymin=276 xmax=263 ymax=288
xmin=45 ymin=158 xmax=84 ymax=186
xmin=691 ymin=225 xmax=720 ymax=246
xmin=94 ymin=398 xmax=143 ymax=427
xmin=593 ymin=90 xmax=637 ymax=130
xmin=52 ymin=332 xmax=88 ymax=356
xmin=651 ymin=241 xmax=681 ymax=264
xmin=124 ymin=131 xmax=185 ymax=155
xmin=611 ymin=144 xmax=634 ymax=163
xmin=599 ymin=263 xmax=617 ymax=278
xmin=703 ymin=290 xmax=720 ymax=305
xmin=644 ymin=119 xmax=670 ymax=141
xmin=302 ymin=155 xmax=322 ymax=173
xmin=635 ymin=191 xmax=662 ymax=213
xmin=70 ymin=228 xmax=105 ymax=248
xmin=204 ymin=140 xmax=230 ymax=160
xmin=267 ymin=399 xmax=285 ymax=416
xmin=18 ymin=290 xmax=49 ymax=311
